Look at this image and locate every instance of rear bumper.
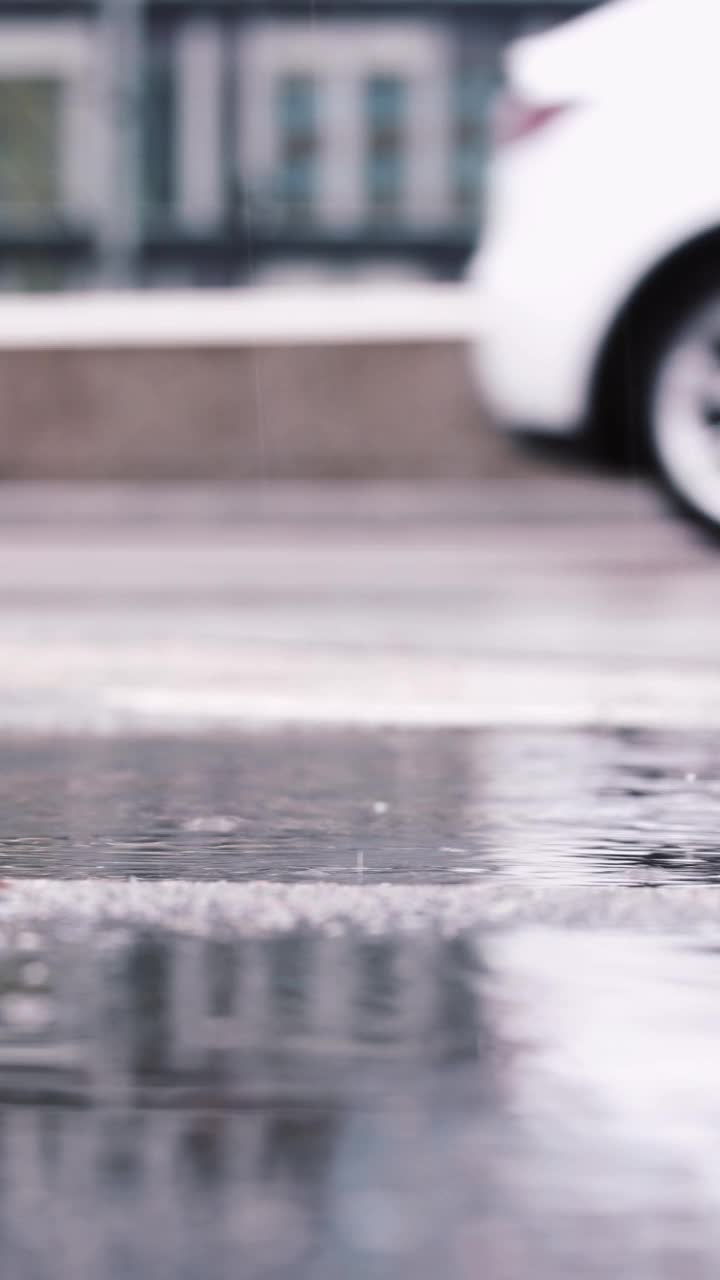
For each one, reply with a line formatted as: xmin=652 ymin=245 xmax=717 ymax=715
xmin=467 ymin=249 xmax=593 ymax=438
xmin=466 ymin=123 xmax=637 ymax=436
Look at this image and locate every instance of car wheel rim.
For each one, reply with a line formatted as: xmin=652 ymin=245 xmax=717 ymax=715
xmin=652 ymin=299 xmax=720 ymax=524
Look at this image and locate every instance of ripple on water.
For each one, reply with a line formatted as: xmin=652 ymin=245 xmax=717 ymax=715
xmin=0 ymin=726 xmax=713 ymax=885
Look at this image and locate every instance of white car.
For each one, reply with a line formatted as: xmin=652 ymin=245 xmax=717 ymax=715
xmin=469 ymin=0 xmax=720 ymax=533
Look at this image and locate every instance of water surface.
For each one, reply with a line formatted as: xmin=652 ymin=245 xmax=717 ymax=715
xmin=0 ymin=726 xmax=718 ymax=1278
xmin=0 ymin=727 xmax=716 ymax=884
xmin=0 ymin=926 xmax=717 ymax=1278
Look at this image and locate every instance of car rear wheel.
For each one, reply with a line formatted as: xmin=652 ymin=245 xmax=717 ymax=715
xmin=647 ymin=283 xmax=720 ymax=535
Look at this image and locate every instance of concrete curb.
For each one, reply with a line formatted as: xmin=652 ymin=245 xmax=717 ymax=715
xmin=0 ymin=340 xmax=522 ymax=480
xmin=0 ymin=283 xmax=529 ymax=480
xmin=0 ymin=284 xmax=478 ymax=349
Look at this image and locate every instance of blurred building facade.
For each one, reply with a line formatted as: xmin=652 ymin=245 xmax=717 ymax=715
xmin=0 ymin=0 xmax=595 ymax=288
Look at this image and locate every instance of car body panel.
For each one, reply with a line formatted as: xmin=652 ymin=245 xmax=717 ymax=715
xmin=470 ymin=0 xmax=720 ymax=433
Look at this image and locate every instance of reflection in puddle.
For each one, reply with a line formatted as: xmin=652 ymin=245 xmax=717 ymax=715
xmin=0 ymin=929 xmax=504 ymax=1280
xmin=0 ymin=726 xmax=719 ymax=1274
xmin=0 ymin=927 xmax=716 ymax=1276
xmin=0 ymin=727 xmax=717 ymax=884
xmin=0 ymin=931 xmax=492 ymax=1107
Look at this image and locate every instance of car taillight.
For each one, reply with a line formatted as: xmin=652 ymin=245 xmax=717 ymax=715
xmin=491 ymin=91 xmax=572 ymax=147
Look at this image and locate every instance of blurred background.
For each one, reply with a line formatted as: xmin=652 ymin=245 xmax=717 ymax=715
xmin=0 ymin=0 xmax=597 ymax=292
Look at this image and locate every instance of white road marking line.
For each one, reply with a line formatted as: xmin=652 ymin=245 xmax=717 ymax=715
xmin=100 ymin=660 xmax=720 ymax=731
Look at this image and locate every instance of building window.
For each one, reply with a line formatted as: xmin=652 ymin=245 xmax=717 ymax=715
xmin=274 ymin=74 xmax=318 ymax=223
xmin=0 ymin=78 xmax=61 ymax=224
xmin=451 ymin=63 xmax=496 ymax=224
xmin=143 ymin=34 xmax=176 ymax=222
xmin=365 ymin=74 xmax=406 ymax=225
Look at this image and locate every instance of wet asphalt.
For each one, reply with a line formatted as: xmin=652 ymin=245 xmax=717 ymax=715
xmin=0 ymin=479 xmax=719 ymax=1278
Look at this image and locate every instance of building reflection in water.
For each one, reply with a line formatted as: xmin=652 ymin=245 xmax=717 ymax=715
xmin=0 ymin=926 xmax=508 ymax=1279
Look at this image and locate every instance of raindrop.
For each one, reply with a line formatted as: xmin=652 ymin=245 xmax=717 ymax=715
xmin=182 ymin=816 xmax=242 ymax=835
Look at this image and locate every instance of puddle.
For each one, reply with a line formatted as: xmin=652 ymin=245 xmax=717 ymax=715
xmin=0 ymin=726 xmax=718 ymax=1274
xmin=0 ymin=727 xmax=716 ymax=884
xmin=0 ymin=926 xmax=717 ymax=1277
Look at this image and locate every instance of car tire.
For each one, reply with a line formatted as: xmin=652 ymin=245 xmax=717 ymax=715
xmin=642 ymin=271 xmax=720 ymax=537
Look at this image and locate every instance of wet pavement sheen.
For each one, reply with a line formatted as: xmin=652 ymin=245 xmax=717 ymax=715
xmin=0 ymin=726 xmax=718 ymax=884
xmin=0 ymin=727 xmax=719 ymax=1276
xmin=1 ymin=925 xmax=720 ymax=1278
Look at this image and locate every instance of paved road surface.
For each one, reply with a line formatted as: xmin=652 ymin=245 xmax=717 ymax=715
xmin=0 ymin=477 xmax=717 ymax=1279
xmin=0 ymin=475 xmax=718 ymax=730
